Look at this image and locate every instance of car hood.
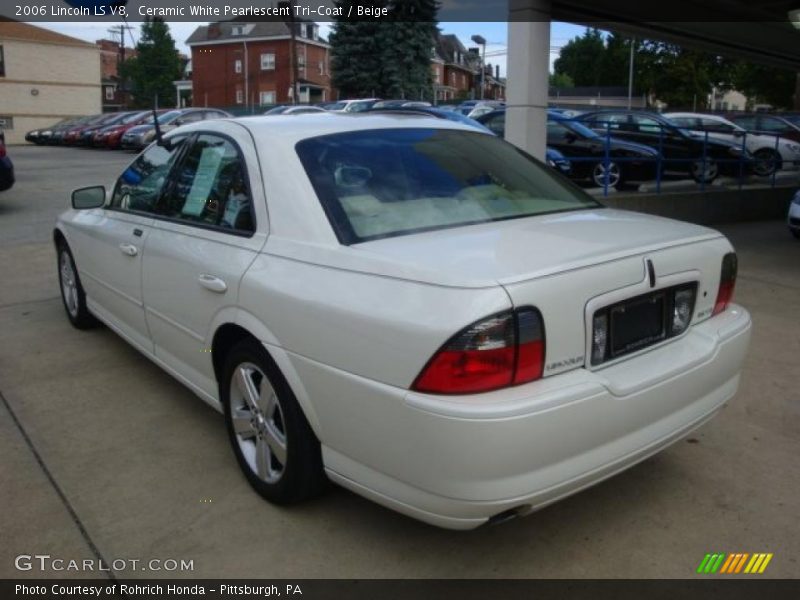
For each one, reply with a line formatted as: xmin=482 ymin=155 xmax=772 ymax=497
xmin=267 ymin=208 xmax=723 ymax=289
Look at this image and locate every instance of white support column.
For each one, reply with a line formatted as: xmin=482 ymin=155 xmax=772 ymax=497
xmin=506 ymin=0 xmax=551 ymax=160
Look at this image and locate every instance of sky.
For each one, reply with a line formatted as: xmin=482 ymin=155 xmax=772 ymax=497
xmin=37 ymin=20 xmax=587 ymax=76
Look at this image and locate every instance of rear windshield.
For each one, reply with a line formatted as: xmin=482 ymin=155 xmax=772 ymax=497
xmin=296 ymin=128 xmax=600 ymax=244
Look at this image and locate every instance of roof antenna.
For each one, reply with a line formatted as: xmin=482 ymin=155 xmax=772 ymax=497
xmin=152 ymin=94 xmax=165 ymax=146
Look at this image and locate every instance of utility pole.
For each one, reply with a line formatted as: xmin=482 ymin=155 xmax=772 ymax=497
xmin=108 ymin=23 xmax=133 ymax=107
xmin=627 ymin=36 xmax=635 ymax=110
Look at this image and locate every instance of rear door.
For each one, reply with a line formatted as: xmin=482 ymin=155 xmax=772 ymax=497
xmin=142 ymin=130 xmax=268 ymax=399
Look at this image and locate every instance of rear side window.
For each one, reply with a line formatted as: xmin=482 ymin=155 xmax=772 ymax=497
xmin=296 ymin=128 xmax=599 ymax=244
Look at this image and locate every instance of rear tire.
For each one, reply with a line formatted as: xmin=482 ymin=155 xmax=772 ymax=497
xmin=690 ymin=158 xmax=719 ymax=183
xmin=591 ymin=161 xmax=623 ymax=189
xmin=57 ymin=243 xmax=99 ymax=329
xmin=221 ymin=339 xmax=327 ymax=505
xmin=753 ymin=148 xmax=781 ymax=177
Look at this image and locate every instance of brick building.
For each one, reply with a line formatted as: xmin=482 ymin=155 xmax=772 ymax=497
xmin=186 ymin=21 xmax=331 ymax=110
xmin=96 ymin=38 xmax=137 ymax=111
xmin=432 ymin=34 xmax=478 ymax=102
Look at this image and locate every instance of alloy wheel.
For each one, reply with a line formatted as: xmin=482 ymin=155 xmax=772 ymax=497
xmin=592 ymin=161 xmax=621 ymax=188
xmin=691 ymin=158 xmax=718 ymax=183
xmin=59 ymin=251 xmax=79 ymax=318
xmin=229 ymin=362 xmax=287 ymax=484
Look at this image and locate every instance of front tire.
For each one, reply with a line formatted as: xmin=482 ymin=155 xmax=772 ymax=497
xmin=221 ymin=339 xmax=326 ymax=504
xmin=57 ymin=243 xmax=99 ymax=329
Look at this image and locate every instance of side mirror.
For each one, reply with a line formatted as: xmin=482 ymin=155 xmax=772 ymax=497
xmin=732 ymin=130 xmax=744 ymax=138
xmin=71 ymin=185 xmax=106 ymax=210
xmin=564 ymin=132 xmax=577 ymax=143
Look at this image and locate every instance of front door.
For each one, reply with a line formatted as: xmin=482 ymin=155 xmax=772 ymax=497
xmin=142 ymin=131 xmax=267 ymax=399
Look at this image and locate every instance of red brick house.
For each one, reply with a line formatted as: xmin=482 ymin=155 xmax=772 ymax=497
xmin=186 ymin=21 xmax=331 ymax=110
xmin=432 ymin=34 xmax=478 ymax=103
xmin=96 ymin=38 xmax=137 ymax=111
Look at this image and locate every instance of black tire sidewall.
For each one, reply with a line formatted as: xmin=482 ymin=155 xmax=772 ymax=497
xmin=220 ymin=339 xmax=325 ymax=505
xmin=57 ymin=243 xmax=97 ymax=329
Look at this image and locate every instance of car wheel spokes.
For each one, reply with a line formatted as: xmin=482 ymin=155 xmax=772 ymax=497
xmin=60 ymin=253 xmax=78 ymax=317
xmin=231 ymin=363 xmax=287 ymax=484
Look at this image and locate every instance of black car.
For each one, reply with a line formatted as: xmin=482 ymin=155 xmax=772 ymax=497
xmin=0 ymin=130 xmax=14 ymax=192
xmin=575 ymin=110 xmax=751 ymax=183
xmin=477 ymin=109 xmax=660 ymax=189
xmin=728 ymin=113 xmax=800 ymax=144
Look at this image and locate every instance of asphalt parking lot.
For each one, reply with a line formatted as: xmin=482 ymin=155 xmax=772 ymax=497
xmin=1 ymin=145 xmax=798 ymax=579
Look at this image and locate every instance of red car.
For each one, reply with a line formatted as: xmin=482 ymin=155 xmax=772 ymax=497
xmin=93 ymin=111 xmax=153 ymax=149
xmin=62 ymin=114 xmax=112 ymax=146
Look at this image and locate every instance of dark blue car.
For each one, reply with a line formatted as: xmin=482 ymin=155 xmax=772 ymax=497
xmin=0 ymin=130 xmax=14 ymax=192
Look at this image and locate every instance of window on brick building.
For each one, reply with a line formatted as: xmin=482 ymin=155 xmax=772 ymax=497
xmin=236 ymin=89 xmax=244 ymax=104
xmin=234 ymin=59 xmax=242 ymax=73
xmin=259 ymin=91 xmax=276 ymax=105
xmin=260 ymin=53 xmax=275 ymax=70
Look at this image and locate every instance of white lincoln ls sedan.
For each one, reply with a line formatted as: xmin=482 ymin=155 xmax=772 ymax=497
xmin=55 ymin=114 xmax=752 ymax=529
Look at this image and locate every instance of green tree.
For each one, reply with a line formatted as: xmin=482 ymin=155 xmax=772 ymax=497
xmin=548 ymin=72 xmax=574 ymax=88
xmin=728 ymin=62 xmax=796 ymax=109
xmin=121 ymin=17 xmax=182 ymax=108
xmin=553 ymin=28 xmax=605 ymax=86
xmin=330 ymin=0 xmax=438 ymax=99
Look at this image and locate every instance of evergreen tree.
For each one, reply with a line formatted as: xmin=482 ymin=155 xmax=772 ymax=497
xmin=330 ymin=0 xmax=438 ymax=99
xmin=121 ymin=17 xmax=182 ymax=108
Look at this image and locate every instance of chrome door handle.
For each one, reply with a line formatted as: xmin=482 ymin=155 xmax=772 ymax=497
xmin=119 ymin=243 xmax=138 ymax=257
xmin=197 ymin=274 xmax=227 ymax=293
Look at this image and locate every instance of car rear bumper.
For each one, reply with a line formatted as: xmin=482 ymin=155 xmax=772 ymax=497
xmin=286 ymin=304 xmax=751 ymax=529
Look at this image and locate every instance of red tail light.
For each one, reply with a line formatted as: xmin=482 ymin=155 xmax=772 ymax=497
xmin=712 ymin=252 xmax=737 ymax=316
xmin=412 ymin=308 xmax=545 ymax=395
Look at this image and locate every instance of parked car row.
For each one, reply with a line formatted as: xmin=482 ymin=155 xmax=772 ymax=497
xmin=25 ymin=108 xmax=232 ymax=151
xmin=474 ymin=108 xmax=788 ymax=188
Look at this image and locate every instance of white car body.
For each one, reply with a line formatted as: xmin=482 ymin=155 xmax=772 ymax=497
xmin=55 ymin=114 xmax=751 ymax=529
xmin=666 ymin=112 xmax=800 ymax=171
xmin=328 ymin=99 xmax=380 ymax=113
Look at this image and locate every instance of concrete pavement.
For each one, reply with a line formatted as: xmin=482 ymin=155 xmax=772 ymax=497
xmin=1 ymin=146 xmax=798 ymax=579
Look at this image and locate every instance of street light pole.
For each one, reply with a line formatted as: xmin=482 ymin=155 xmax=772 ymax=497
xmin=471 ymin=35 xmax=486 ymax=100
xmin=627 ymin=36 xmax=635 ymax=110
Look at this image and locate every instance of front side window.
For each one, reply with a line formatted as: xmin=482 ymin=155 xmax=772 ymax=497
xmin=296 ymin=128 xmax=599 ymax=244
xmin=261 ymin=53 xmax=275 ymax=70
xmin=111 ymin=139 xmax=185 ymax=213
xmin=155 ymin=134 xmax=254 ymax=234
xmin=758 ymin=117 xmax=792 ymax=132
